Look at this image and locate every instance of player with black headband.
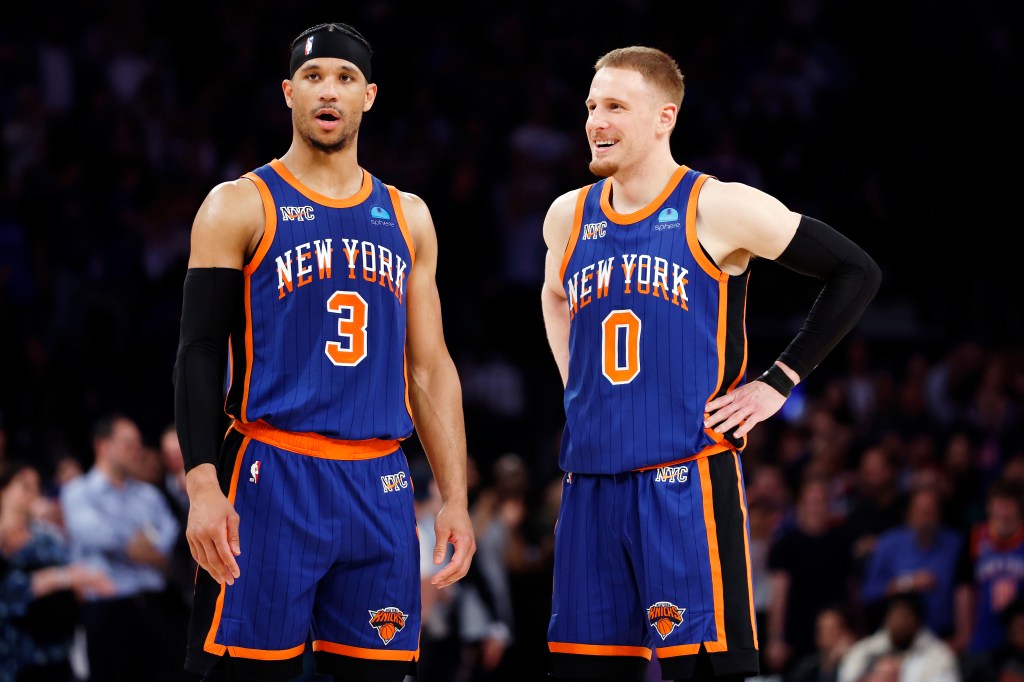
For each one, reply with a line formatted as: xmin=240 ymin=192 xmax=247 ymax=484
xmin=541 ymin=46 xmax=881 ymax=681
xmin=173 ymin=21 xmax=475 ymax=682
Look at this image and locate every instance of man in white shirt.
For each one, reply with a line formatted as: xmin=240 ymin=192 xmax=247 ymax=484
xmin=838 ymin=592 xmax=960 ymax=682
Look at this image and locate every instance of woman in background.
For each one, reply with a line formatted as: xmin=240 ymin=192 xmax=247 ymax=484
xmin=0 ymin=460 xmax=114 ymax=682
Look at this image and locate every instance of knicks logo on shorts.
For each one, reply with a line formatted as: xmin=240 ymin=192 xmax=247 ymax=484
xmin=368 ymin=606 xmax=408 ymax=644
xmin=647 ymin=601 xmax=685 ymax=640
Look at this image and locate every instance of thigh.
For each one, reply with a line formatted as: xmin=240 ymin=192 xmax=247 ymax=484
xmin=548 ymin=473 xmax=650 ymax=682
xmin=310 ymin=448 xmax=419 ymax=682
xmin=187 ymin=433 xmax=334 ymax=681
xmin=636 ymin=453 xmax=759 ymax=680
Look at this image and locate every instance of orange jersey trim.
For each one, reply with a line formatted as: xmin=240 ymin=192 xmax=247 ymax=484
xmin=269 ymin=158 xmax=373 ymax=208
xmin=240 ymin=173 xmax=279 ymax=423
xmin=698 ymin=457 xmax=727 ymax=651
xmin=226 ymin=643 xmax=305 ymax=661
xmin=312 ymin=640 xmax=419 ymax=661
xmin=387 ymin=184 xmax=416 ymax=427
xmin=549 ymin=642 xmax=652 ymax=659
xmin=632 ymin=441 xmax=735 ymax=472
xmin=733 ymin=451 xmax=759 ymax=648
xmin=558 ymin=186 xmax=593 ymax=283
xmin=241 ymin=173 xmax=279 ymax=276
xmin=386 ymin=185 xmax=417 ymax=268
xmin=599 ymin=165 xmax=689 ymax=225
xmin=232 ymin=420 xmax=399 ymax=460
xmin=685 ymin=174 xmax=724 ymax=280
xmin=203 ymin=437 xmax=251 ymax=656
xmin=655 ymin=643 xmax=701 ymax=658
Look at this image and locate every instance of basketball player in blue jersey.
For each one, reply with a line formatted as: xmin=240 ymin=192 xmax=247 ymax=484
xmin=172 ymin=22 xmax=475 ymax=682
xmin=540 ymin=46 xmax=881 ymax=682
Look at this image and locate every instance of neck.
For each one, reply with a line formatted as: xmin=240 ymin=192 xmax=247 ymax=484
xmin=97 ymin=460 xmax=125 ymax=487
xmin=608 ymin=153 xmax=681 ymax=214
xmin=279 ymin=137 xmax=363 ymax=199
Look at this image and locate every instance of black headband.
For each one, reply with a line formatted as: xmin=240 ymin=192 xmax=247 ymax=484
xmin=289 ymin=29 xmax=372 ymax=81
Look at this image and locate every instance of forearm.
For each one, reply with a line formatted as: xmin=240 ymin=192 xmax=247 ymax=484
xmin=773 ymin=215 xmax=882 ymax=378
xmin=30 ymin=566 xmax=72 ymax=598
xmin=409 ymin=358 xmax=469 ymax=505
xmin=541 ymin=284 xmax=570 ymax=387
xmin=173 ymin=268 xmax=241 ymax=472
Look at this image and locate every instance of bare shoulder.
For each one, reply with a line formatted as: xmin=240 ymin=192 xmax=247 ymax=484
xmin=189 ymin=178 xmax=265 ymax=268
xmin=392 ymin=189 xmax=436 ymax=253
xmin=543 ymin=187 xmax=584 ymax=251
xmin=696 ymin=177 xmax=800 ymax=263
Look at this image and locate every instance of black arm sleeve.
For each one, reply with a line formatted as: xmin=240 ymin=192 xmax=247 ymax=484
xmin=772 ymin=215 xmax=882 ymax=379
xmin=172 ymin=268 xmax=243 ymax=473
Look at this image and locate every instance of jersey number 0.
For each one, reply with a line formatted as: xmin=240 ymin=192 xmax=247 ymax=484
xmin=601 ymin=309 xmax=641 ymax=385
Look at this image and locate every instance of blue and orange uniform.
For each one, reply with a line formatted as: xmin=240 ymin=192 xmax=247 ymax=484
xmin=548 ymin=166 xmax=759 ymax=680
xmin=186 ymin=159 xmax=421 ymax=681
xmin=961 ymin=521 xmax=1024 ymax=653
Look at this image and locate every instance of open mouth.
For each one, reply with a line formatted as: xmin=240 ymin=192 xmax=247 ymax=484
xmin=315 ymin=109 xmax=341 ymax=130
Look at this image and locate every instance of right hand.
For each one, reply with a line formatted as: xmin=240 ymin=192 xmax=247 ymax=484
xmin=67 ymin=564 xmax=117 ymax=599
xmin=185 ymin=464 xmax=241 ymax=585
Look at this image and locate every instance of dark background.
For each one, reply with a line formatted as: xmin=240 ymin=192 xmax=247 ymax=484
xmin=1 ymin=3 xmax=1022 ymax=679
xmin=2 ymin=0 xmax=1019 ymax=474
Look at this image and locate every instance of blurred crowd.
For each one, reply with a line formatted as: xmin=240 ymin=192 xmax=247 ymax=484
xmin=2 ymin=1 xmax=1023 ymax=681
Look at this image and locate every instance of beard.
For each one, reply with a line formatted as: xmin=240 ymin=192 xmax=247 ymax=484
xmin=588 ymin=157 xmax=617 ymax=178
xmin=295 ymin=108 xmax=361 ymax=154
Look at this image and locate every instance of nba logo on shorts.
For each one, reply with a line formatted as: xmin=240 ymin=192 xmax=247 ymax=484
xmin=304 ymin=36 xmax=314 ymax=55
xmin=249 ymin=460 xmax=261 ymax=484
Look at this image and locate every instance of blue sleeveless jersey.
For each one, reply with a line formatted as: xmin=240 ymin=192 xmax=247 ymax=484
xmin=224 ymin=159 xmax=415 ymax=441
xmin=558 ymin=166 xmax=749 ymax=474
xmin=968 ymin=523 xmax=1024 ymax=652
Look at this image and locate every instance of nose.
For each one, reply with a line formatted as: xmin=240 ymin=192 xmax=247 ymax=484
xmin=319 ymin=77 xmax=341 ymax=102
xmin=587 ymin=113 xmax=608 ymax=133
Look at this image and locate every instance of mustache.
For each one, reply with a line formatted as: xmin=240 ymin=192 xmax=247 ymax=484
xmin=311 ymin=106 xmax=344 ymax=119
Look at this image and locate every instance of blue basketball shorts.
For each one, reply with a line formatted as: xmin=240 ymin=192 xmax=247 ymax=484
xmin=186 ymin=421 xmax=420 ymax=682
xmin=547 ymin=450 xmax=759 ymax=681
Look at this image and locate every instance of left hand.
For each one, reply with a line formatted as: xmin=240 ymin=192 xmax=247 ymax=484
xmin=704 ymin=379 xmax=789 ymax=439
xmin=430 ymin=501 xmax=476 ymax=589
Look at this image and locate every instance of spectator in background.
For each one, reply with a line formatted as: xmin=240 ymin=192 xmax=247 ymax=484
xmin=860 ymin=486 xmax=962 ymax=638
xmin=767 ymin=476 xmax=855 ymax=675
xmin=0 ymin=460 xmax=115 ymax=682
xmin=844 ymin=446 xmax=907 ymax=577
xmin=857 ymin=652 xmax=902 ymax=682
xmin=955 ymin=477 xmax=1024 ymax=658
xmin=837 ymin=591 xmax=960 ymax=682
xmin=59 ymin=413 xmax=180 ymax=682
xmin=784 ymin=604 xmax=857 ymax=682
xmin=155 ymin=424 xmax=194 ymax=682
xmin=970 ymin=597 xmax=1024 ymax=682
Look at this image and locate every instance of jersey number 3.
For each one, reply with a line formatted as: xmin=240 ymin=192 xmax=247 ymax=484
xmin=601 ymin=309 xmax=641 ymax=385
xmin=326 ymin=291 xmax=368 ymax=367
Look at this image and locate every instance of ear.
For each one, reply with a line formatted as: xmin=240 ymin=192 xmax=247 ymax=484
xmin=363 ymin=83 xmax=378 ymax=113
xmin=282 ymin=79 xmax=294 ymax=109
xmin=658 ymin=102 xmax=678 ymax=133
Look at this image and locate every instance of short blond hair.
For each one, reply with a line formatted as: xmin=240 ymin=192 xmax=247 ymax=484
xmin=594 ymin=46 xmax=684 ymax=107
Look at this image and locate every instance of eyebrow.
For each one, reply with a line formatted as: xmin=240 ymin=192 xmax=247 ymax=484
xmin=298 ymin=61 xmax=359 ymax=75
